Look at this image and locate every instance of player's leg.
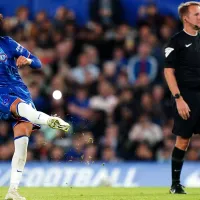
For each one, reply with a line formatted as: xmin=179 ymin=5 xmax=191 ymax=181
xmin=170 ymin=136 xmax=190 ymax=194
xmin=5 ymin=122 xmax=32 ymax=200
xmin=10 ymin=98 xmax=70 ymax=132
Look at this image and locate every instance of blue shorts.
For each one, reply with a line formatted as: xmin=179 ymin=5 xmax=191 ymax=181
xmin=0 ymin=86 xmax=40 ymax=131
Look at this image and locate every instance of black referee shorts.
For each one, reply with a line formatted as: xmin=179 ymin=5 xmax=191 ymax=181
xmin=172 ymin=88 xmax=200 ymax=138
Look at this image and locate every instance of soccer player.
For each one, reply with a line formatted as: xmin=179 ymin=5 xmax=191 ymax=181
xmin=164 ymin=1 xmax=200 ymax=194
xmin=0 ymin=14 xmax=70 ymax=200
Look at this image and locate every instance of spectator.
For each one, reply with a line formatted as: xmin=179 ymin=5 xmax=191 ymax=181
xmin=116 ymin=71 xmax=130 ymax=89
xmin=83 ymin=144 xmax=97 ymax=163
xmin=33 ymin=10 xmax=49 ymax=37
xmin=159 ymin=24 xmax=173 ymax=45
xmin=129 ymin=113 xmax=163 ymax=147
xmin=67 ymin=86 xmax=92 ymax=129
xmin=50 ymin=146 xmax=64 ymax=162
xmin=71 ymin=53 xmax=100 ymax=85
xmin=137 ymin=3 xmax=164 ymax=34
xmin=133 ymin=142 xmax=154 ymax=161
xmin=114 ymin=88 xmax=139 ymax=154
xmin=128 ymin=42 xmax=158 ymax=84
xmin=53 ymin=6 xmax=75 ymax=32
xmin=101 ymin=146 xmax=120 ymax=162
xmin=27 ymin=149 xmax=34 ymax=162
xmin=83 ymin=45 xmax=100 ymax=66
xmin=112 ymin=47 xmax=127 ymax=75
xmin=29 ymin=82 xmax=50 ymax=113
xmin=157 ymin=147 xmax=171 ymax=162
xmin=185 ymin=148 xmax=199 ymax=161
xmin=151 ymin=85 xmax=166 ymax=124
xmin=65 ymin=133 xmax=85 ymax=161
xmin=8 ymin=6 xmax=32 ymax=39
xmin=100 ymin=124 xmax=118 ymax=150
xmin=102 ymin=61 xmax=117 ymax=83
xmin=0 ymin=144 xmax=14 ymax=160
xmin=31 ymin=131 xmax=51 ymax=161
xmin=89 ymin=80 xmax=118 ymax=114
xmin=89 ymin=0 xmax=124 ymax=28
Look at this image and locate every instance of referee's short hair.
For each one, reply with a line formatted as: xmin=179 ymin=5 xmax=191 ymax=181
xmin=178 ymin=1 xmax=200 ymax=21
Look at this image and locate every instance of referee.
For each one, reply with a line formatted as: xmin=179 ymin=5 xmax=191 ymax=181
xmin=164 ymin=1 xmax=200 ymax=194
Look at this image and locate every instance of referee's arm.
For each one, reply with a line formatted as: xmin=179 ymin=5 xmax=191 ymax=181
xmin=164 ymin=68 xmax=190 ymax=120
xmin=164 ymin=68 xmax=180 ymax=98
xmin=164 ymin=41 xmax=190 ymax=120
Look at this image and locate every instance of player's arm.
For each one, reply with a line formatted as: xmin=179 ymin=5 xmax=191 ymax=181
xmin=7 ymin=37 xmax=42 ymax=69
xmin=164 ymin=39 xmax=190 ymax=120
xmin=16 ymin=54 xmax=41 ymax=69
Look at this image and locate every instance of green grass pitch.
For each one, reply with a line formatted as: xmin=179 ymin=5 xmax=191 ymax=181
xmin=1 ymin=187 xmax=200 ymax=200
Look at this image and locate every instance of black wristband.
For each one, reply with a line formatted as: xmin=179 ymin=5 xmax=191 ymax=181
xmin=174 ymin=93 xmax=181 ymax=99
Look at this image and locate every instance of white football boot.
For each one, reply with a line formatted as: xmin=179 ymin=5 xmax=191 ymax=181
xmin=47 ymin=116 xmax=70 ymax=132
xmin=5 ymin=188 xmax=26 ymax=200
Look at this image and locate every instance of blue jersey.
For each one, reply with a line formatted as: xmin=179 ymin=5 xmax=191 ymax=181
xmin=0 ymin=36 xmax=41 ymax=129
xmin=0 ymin=36 xmax=41 ymax=85
xmin=0 ymin=36 xmax=41 ymax=99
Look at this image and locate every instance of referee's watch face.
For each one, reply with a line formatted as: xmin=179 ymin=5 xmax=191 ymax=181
xmin=185 ymin=5 xmax=200 ymax=28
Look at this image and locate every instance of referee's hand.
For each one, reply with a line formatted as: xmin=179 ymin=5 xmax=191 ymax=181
xmin=176 ymin=98 xmax=191 ymax=120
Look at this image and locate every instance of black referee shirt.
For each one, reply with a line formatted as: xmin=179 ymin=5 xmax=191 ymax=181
xmin=165 ymin=30 xmax=200 ymax=89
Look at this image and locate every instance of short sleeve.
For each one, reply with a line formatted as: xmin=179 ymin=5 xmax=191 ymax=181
xmin=6 ymin=37 xmax=31 ymax=58
xmin=164 ymin=37 xmax=177 ymax=68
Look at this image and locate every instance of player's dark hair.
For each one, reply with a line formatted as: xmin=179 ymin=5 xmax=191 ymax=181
xmin=178 ymin=1 xmax=200 ymax=22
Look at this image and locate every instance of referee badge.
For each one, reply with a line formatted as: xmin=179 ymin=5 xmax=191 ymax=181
xmin=165 ymin=47 xmax=174 ymax=57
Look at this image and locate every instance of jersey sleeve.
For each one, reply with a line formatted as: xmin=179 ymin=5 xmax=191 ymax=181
xmin=7 ymin=36 xmax=31 ymax=58
xmin=164 ymin=37 xmax=177 ymax=69
xmin=6 ymin=37 xmax=42 ymax=69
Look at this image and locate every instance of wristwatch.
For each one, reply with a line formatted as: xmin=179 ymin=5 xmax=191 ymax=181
xmin=174 ymin=93 xmax=181 ymax=99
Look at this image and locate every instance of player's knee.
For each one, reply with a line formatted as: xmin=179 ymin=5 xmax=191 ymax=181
xmin=14 ymin=122 xmax=33 ymax=137
xmin=176 ymin=136 xmax=190 ymax=150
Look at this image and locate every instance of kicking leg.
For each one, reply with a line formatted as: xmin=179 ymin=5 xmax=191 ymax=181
xmin=170 ymin=136 xmax=190 ymax=194
xmin=10 ymin=98 xmax=70 ymax=132
xmin=5 ymin=122 xmax=32 ymax=200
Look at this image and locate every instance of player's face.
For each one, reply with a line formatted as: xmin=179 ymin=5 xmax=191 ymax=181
xmin=187 ymin=5 xmax=200 ymax=27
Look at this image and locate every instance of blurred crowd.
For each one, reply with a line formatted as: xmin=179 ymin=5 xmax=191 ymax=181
xmin=1 ymin=1 xmax=200 ymax=163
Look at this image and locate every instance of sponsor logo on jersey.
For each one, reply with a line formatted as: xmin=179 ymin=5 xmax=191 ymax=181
xmin=3 ymin=97 xmax=9 ymax=106
xmin=0 ymin=53 xmax=7 ymax=62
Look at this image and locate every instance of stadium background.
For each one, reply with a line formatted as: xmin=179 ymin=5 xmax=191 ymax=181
xmin=0 ymin=0 xmax=200 ymax=187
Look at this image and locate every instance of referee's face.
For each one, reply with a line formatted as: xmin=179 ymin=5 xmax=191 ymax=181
xmin=186 ymin=5 xmax=200 ymax=28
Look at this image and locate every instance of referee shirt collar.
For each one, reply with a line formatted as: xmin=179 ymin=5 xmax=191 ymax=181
xmin=183 ymin=29 xmax=198 ymax=36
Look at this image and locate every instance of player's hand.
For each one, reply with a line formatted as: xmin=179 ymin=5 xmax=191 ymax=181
xmin=176 ymin=98 xmax=191 ymax=120
xmin=16 ymin=56 xmax=31 ymax=68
